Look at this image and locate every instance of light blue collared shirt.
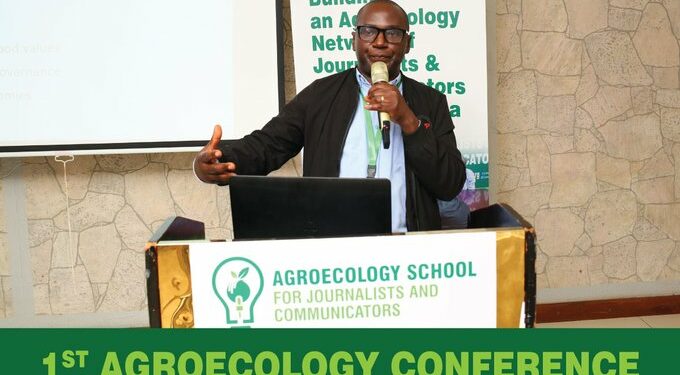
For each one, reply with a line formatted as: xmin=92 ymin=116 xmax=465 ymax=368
xmin=339 ymin=70 xmax=407 ymax=233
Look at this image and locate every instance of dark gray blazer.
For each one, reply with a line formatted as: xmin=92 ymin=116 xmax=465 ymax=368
xmin=220 ymin=68 xmax=466 ymax=231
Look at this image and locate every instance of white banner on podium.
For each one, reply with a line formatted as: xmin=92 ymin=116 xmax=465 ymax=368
xmin=189 ymin=232 xmax=496 ymax=328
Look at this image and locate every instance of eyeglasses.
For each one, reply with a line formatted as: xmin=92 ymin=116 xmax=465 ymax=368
xmin=355 ymin=25 xmax=407 ymax=44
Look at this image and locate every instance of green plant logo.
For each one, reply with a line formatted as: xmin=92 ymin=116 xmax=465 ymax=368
xmin=211 ymin=257 xmax=264 ymax=327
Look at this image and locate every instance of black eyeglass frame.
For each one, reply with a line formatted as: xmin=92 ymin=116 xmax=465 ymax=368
xmin=355 ymin=25 xmax=409 ymax=44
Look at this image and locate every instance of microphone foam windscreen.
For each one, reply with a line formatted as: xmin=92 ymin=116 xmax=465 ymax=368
xmin=370 ymin=61 xmax=389 ymax=84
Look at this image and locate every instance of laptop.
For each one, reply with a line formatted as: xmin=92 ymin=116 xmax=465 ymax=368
xmin=229 ymin=176 xmax=391 ymax=240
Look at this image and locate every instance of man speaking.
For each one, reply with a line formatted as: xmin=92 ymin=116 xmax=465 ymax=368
xmin=194 ymin=0 xmax=466 ymax=232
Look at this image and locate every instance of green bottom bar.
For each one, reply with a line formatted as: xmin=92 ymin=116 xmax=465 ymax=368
xmin=1 ymin=329 xmax=678 ymax=374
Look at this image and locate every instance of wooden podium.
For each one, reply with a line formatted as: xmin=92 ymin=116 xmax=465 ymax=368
xmin=145 ymin=204 xmax=536 ymax=328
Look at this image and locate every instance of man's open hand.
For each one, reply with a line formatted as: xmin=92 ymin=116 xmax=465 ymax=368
xmin=193 ymin=124 xmax=237 ymax=185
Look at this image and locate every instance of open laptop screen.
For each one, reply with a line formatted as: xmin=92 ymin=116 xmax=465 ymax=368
xmin=229 ymin=176 xmax=391 ymax=240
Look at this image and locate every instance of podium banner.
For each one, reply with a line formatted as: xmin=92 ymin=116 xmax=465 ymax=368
xmin=189 ymin=232 xmax=496 ymax=328
xmin=290 ymin=0 xmax=490 ymax=209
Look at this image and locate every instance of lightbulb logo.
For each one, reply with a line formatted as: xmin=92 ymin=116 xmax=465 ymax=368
xmin=211 ymin=257 xmax=264 ymax=327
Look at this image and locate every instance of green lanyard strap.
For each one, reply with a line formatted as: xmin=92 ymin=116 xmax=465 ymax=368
xmin=358 ymin=79 xmax=402 ymax=178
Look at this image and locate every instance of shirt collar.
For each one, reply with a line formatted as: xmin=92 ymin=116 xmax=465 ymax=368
xmin=355 ymin=68 xmax=402 ymax=92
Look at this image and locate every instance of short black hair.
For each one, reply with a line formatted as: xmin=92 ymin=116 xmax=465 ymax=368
xmin=357 ymin=0 xmax=409 ymax=30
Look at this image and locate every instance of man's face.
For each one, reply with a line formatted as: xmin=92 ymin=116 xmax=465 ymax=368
xmin=352 ymin=2 xmax=410 ymax=81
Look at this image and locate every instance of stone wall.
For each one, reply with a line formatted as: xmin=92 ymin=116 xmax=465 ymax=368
xmin=0 ymin=153 xmax=299 ymax=319
xmin=0 ymin=166 xmax=10 ymax=318
xmin=25 ymin=155 xmax=221 ymax=314
xmin=496 ymin=0 xmax=680 ymax=289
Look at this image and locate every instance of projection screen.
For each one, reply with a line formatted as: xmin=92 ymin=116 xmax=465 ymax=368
xmin=0 ymin=0 xmax=283 ymax=156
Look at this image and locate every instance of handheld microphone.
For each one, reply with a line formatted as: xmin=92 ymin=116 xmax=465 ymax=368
xmin=370 ymin=61 xmax=390 ymax=149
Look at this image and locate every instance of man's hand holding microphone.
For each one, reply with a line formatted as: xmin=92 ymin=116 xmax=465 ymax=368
xmin=362 ymin=61 xmax=420 ymax=144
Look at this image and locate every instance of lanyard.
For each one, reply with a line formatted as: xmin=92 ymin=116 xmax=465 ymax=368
xmin=359 ymin=90 xmax=382 ymax=178
xmin=358 ymin=79 xmax=402 ymax=178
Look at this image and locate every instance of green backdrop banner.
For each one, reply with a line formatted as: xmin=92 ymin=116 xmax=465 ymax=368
xmin=0 ymin=329 xmax=678 ymax=374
